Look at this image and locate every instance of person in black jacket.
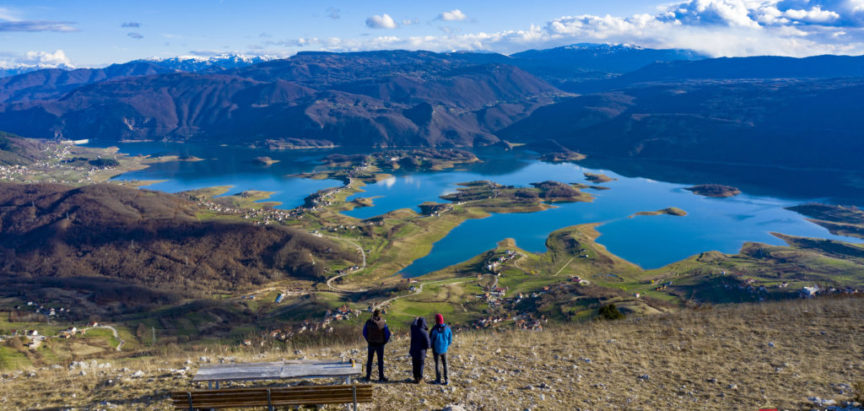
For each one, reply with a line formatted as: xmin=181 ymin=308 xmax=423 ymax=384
xmin=408 ymin=317 xmax=431 ymax=384
xmin=362 ymin=309 xmax=391 ymax=382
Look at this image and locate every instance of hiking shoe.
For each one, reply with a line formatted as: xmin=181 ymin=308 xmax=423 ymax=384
xmin=442 ymin=380 xmax=449 ymax=386
xmin=378 ymin=377 xmax=389 ymax=383
xmin=433 ymin=379 xmax=441 ymax=385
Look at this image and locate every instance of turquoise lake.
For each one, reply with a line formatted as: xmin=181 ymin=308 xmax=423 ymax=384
xmin=102 ymin=143 xmax=862 ymax=276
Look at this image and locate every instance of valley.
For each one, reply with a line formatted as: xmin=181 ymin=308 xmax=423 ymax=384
xmin=2 ymin=135 xmax=864 ymax=381
xmin=1 ymin=43 xmax=864 ymax=410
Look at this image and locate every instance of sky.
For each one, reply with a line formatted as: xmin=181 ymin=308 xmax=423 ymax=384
xmin=2 ymin=0 xmax=864 ymax=68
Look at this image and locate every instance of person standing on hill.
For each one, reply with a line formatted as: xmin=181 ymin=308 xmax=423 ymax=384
xmin=429 ymin=313 xmax=453 ymax=385
xmin=362 ymin=309 xmax=391 ymax=382
xmin=409 ymin=316 xmax=431 ymax=384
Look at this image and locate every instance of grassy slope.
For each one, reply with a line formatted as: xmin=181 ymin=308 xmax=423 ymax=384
xmin=0 ymin=297 xmax=861 ymax=410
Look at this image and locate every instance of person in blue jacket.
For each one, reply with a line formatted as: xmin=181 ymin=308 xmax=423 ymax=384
xmin=429 ymin=313 xmax=453 ymax=385
xmin=362 ymin=309 xmax=391 ymax=382
xmin=409 ymin=316 xmax=431 ymax=383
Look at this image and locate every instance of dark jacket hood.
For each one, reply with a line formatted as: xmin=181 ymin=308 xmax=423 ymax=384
xmin=412 ymin=317 xmax=428 ymax=330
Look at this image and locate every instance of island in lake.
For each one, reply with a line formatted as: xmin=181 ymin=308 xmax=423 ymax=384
xmin=631 ymin=207 xmax=688 ymax=218
xmin=254 ymin=156 xmax=280 ymax=166
xmin=584 ymin=172 xmax=616 ymax=184
xmin=539 ymin=150 xmax=586 ymax=163
xmin=685 ymin=184 xmax=741 ymax=198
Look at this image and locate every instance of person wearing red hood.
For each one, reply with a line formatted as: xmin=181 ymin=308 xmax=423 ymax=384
xmin=429 ymin=313 xmax=453 ymax=385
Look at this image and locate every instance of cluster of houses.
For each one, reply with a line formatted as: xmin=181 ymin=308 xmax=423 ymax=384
xmin=800 ymin=285 xmax=861 ymax=298
xmin=13 ymin=301 xmax=73 ymax=320
xmin=465 ymin=312 xmax=545 ymax=331
xmin=0 ymin=143 xmax=71 ymax=182
xmin=324 ymin=305 xmax=357 ymax=321
xmin=569 ymin=275 xmax=590 ymax=285
xmin=269 ymin=319 xmax=333 ymax=342
xmin=324 ymin=224 xmax=360 ymax=233
xmin=305 ymin=184 xmax=347 ymax=210
xmin=58 ymin=326 xmax=87 ymax=339
xmin=480 ymin=286 xmax=508 ymax=307
xmin=195 ymin=198 xmax=301 ymax=225
xmin=0 ymin=143 xmax=126 ymax=185
xmin=266 ymin=305 xmax=359 ymax=343
xmin=484 ymin=250 xmax=518 ymax=274
xmin=0 ymin=321 xmax=100 ymax=349
xmin=513 ymin=313 xmax=547 ymax=331
xmin=469 ymin=315 xmax=509 ymax=329
xmin=0 ymin=329 xmax=46 ymax=349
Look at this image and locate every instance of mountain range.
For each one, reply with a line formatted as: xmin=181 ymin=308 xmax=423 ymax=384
xmin=1 ymin=45 xmax=864 ymax=170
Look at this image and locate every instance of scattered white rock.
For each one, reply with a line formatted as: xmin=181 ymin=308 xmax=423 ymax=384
xmin=808 ymin=397 xmax=837 ymax=407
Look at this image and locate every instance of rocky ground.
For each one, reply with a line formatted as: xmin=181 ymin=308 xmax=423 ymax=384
xmin=1 ymin=297 xmax=863 ymax=410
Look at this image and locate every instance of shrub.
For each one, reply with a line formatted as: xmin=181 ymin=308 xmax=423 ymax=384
xmin=598 ymin=303 xmax=624 ymax=320
xmin=853 ymin=380 xmax=864 ymax=404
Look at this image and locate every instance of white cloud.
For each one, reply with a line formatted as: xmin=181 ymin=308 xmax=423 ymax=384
xmin=366 ymin=14 xmax=397 ymax=29
xmin=439 ymin=9 xmax=468 ymax=21
xmin=263 ymin=0 xmax=864 ymax=58
xmin=783 ymin=6 xmax=840 ymax=23
xmin=0 ymin=49 xmax=74 ymax=69
xmin=23 ymin=50 xmax=73 ymax=67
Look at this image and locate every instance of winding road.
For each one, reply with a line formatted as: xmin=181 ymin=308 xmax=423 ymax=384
xmin=326 ymin=237 xmax=367 ymax=291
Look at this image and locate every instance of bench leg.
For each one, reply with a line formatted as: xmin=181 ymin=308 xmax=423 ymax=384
xmin=353 ymin=385 xmax=358 ymax=411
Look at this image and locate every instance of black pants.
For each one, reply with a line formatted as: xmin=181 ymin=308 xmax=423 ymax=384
xmin=366 ymin=344 xmax=384 ymax=380
xmin=411 ymin=350 xmax=426 ymax=381
xmin=433 ymin=352 xmax=447 ymax=382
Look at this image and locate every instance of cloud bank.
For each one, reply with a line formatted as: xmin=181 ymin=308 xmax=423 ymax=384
xmin=298 ymin=0 xmax=864 ymax=57
xmin=0 ymin=49 xmax=74 ymax=69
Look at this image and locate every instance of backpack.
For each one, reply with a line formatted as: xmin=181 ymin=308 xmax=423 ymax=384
xmin=366 ymin=318 xmax=386 ymax=344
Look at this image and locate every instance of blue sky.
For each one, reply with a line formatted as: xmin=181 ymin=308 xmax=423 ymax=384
xmin=2 ymin=0 xmax=864 ymax=68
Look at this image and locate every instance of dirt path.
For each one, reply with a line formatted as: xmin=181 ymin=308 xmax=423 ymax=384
xmin=86 ymin=325 xmax=124 ymax=352
xmin=554 ymin=257 xmax=574 ymax=276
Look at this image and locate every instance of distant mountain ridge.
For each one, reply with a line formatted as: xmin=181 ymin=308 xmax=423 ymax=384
xmin=135 ymin=54 xmax=277 ymax=73
xmin=0 ymin=61 xmax=176 ymax=104
xmin=502 ymin=77 xmax=864 ymax=170
xmin=1 ymin=45 xmax=864 ymax=171
xmin=510 ymin=43 xmax=706 ymax=91
xmin=0 ymin=51 xmax=563 ymax=147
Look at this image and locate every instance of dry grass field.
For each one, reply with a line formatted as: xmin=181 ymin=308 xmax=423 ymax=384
xmin=1 ymin=297 xmax=863 ymax=410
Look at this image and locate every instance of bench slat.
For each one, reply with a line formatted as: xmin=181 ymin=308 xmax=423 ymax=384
xmin=170 ymin=386 xmax=372 ymax=397
xmin=170 ymin=384 xmax=373 ymax=409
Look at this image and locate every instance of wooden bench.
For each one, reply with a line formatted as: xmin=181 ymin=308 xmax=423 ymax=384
xmin=171 ymin=384 xmax=372 ymax=410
